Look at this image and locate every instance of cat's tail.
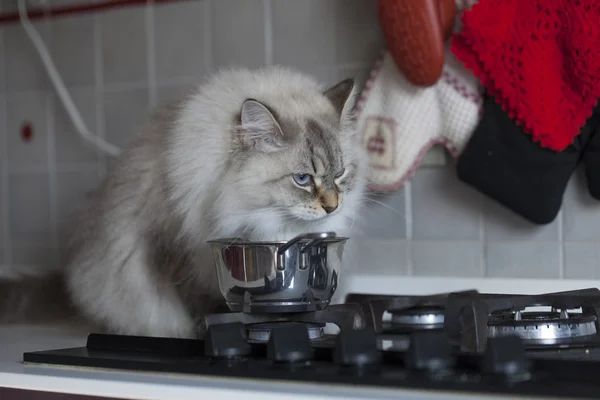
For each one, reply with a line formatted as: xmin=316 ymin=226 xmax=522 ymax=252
xmin=0 ymin=265 xmax=77 ymax=323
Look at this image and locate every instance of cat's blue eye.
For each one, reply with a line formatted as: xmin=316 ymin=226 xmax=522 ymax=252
xmin=292 ymin=173 xmax=312 ymax=186
xmin=335 ymin=168 xmax=346 ymax=178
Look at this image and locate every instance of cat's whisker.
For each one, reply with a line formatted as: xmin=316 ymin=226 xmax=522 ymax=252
xmin=303 ymin=220 xmax=314 ymax=232
xmin=221 ymin=208 xmax=294 ymax=244
xmin=348 ymin=211 xmax=357 ymax=232
xmin=228 ymin=223 xmax=253 ymax=245
xmin=356 ymin=206 xmax=377 ymax=215
xmin=363 ymin=197 xmax=406 ymax=218
xmin=169 ymin=270 xmax=196 ymax=287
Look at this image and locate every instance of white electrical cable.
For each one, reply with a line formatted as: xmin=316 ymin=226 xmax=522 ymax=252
xmin=17 ymin=0 xmax=122 ymax=156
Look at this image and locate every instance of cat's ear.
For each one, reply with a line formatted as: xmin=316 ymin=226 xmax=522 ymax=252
xmin=239 ymin=99 xmax=285 ymax=152
xmin=323 ymin=78 xmax=357 ymax=119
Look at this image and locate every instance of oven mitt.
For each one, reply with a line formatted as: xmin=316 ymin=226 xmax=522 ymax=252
xmin=356 ymin=0 xmax=481 ymax=193
xmin=583 ymin=119 xmax=600 ymax=200
xmin=451 ymin=0 xmax=600 ymax=152
xmin=456 ymin=93 xmax=599 ymax=225
xmin=356 ymin=50 xmax=481 ymax=193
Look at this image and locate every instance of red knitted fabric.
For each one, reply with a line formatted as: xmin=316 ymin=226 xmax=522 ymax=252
xmin=451 ymin=0 xmax=600 ymax=151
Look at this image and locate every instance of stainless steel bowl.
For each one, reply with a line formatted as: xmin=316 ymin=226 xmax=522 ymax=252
xmin=208 ymin=232 xmax=348 ymax=313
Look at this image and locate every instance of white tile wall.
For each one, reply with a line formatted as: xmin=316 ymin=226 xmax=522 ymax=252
xmin=154 ymin=0 xmax=208 ymax=82
xmin=0 ymin=0 xmax=598 ymax=279
xmin=212 ymin=0 xmax=266 ymax=68
xmin=101 ymin=7 xmax=148 ymax=86
xmin=4 ymin=21 xmax=50 ymax=91
xmin=53 ymin=89 xmax=99 ymax=163
xmin=103 ymin=87 xmax=149 ymax=148
xmin=50 ymin=14 xmax=95 ymax=88
xmin=6 ymin=93 xmax=49 ymax=166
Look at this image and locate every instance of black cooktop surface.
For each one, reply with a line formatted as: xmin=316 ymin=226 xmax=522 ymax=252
xmin=22 ymin=326 xmax=600 ymax=399
xmin=25 ymin=288 xmax=600 ymax=398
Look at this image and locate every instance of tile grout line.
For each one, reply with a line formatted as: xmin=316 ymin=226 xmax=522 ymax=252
xmin=557 ymin=208 xmax=565 ymax=279
xmin=1 ymin=98 xmax=10 ymax=265
xmin=0 ymin=16 xmax=9 ymax=264
xmin=330 ymin=0 xmax=340 ymax=83
xmin=94 ymin=11 xmax=107 ymax=177
xmin=263 ymin=0 xmax=273 ymax=67
xmin=404 ymin=181 xmax=413 ymax=275
xmin=6 ymin=163 xmax=105 ymax=174
xmin=0 ymin=62 xmax=374 ymax=98
xmin=44 ymin=19 xmax=59 ymax=264
xmin=47 ymin=93 xmax=59 ymax=263
xmin=5 ymin=238 xmax=53 ymax=248
xmin=0 ymin=4 xmax=12 ymax=265
xmin=203 ymin=0 xmax=213 ymax=72
xmin=146 ymin=1 xmax=157 ymax=107
xmin=479 ymin=199 xmax=487 ymax=277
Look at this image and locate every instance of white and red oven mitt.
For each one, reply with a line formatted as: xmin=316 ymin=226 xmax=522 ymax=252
xmin=355 ymin=48 xmax=482 ymax=193
xmin=356 ymin=0 xmax=482 ymax=193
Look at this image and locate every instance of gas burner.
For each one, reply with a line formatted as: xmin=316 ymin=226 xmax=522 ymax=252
xmin=487 ymin=310 xmax=598 ymax=345
xmin=389 ymin=306 xmax=445 ymax=331
xmin=246 ymin=321 xmax=325 ymax=343
xmin=203 ymin=303 xmax=365 ymax=347
xmin=445 ymin=288 xmax=600 ymax=353
xmin=345 ymin=291 xmax=477 ymax=334
xmin=345 ymin=291 xmax=477 ymax=352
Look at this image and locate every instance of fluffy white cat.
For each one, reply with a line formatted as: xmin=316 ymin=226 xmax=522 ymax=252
xmin=1 ymin=67 xmax=368 ymax=338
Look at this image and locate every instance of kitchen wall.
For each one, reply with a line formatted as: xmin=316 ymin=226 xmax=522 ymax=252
xmin=0 ymin=0 xmax=598 ymax=280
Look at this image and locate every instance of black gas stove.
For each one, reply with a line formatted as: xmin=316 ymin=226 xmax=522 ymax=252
xmin=23 ymin=288 xmax=600 ymax=399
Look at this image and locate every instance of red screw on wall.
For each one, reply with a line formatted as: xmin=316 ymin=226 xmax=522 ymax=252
xmin=21 ymin=122 xmax=33 ymax=142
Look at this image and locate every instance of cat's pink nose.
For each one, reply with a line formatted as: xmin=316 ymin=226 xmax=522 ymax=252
xmin=323 ymin=204 xmax=338 ymax=214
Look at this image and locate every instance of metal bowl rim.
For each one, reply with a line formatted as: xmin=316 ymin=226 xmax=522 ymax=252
xmin=207 ymin=237 xmax=349 ymax=246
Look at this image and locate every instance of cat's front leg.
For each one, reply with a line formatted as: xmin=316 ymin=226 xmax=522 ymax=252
xmin=176 ymin=244 xmax=227 ymax=336
xmin=67 ymin=241 xmax=197 ymax=339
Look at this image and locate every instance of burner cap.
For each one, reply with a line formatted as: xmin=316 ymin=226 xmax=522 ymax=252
xmin=246 ymin=322 xmax=325 ymax=343
xmin=389 ymin=306 xmax=445 ymax=330
xmin=487 ymin=310 xmax=598 ymax=345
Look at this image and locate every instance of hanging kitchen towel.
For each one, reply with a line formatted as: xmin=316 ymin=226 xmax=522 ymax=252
xmin=456 ymin=92 xmax=600 ymax=225
xmin=452 ymin=0 xmax=600 ymax=151
xmin=355 ymin=49 xmax=481 ymax=192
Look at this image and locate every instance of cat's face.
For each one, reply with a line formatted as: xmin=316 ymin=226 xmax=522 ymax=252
xmin=230 ymin=79 xmax=364 ymax=225
xmin=264 ymin=118 xmax=359 ymax=222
